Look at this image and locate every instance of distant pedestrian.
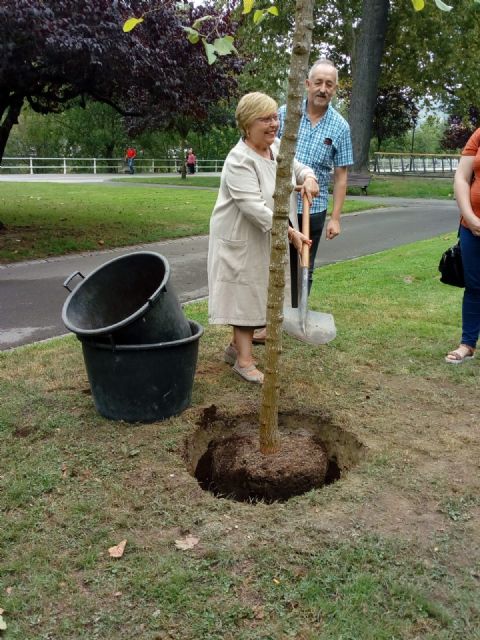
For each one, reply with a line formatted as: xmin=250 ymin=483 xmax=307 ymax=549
xmin=125 ymin=146 xmax=137 ymax=175
xmin=186 ymin=148 xmax=196 ymax=174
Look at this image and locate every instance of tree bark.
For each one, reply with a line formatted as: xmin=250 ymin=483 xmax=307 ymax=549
xmin=0 ymin=95 xmax=23 ymax=227
xmin=259 ymin=0 xmax=314 ymax=455
xmin=0 ymin=95 xmax=23 ymax=161
xmin=348 ymin=0 xmax=389 ymax=172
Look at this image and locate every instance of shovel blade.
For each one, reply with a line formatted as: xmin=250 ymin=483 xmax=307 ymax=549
xmin=283 ymin=305 xmax=336 ymax=345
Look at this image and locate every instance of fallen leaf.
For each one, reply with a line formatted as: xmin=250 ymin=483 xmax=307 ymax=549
xmin=175 ymin=535 xmax=199 ymax=551
xmin=108 ymin=539 xmax=127 ymax=558
xmin=0 ymin=614 xmax=6 ymax=631
xmin=5 ymin=588 xmax=12 ymax=595
xmin=61 ymin=462 xmax=68 ymax=478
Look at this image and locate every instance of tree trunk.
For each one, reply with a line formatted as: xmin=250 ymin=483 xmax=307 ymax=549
xmin=0 ymin=95 xmax=23 ymax=228
xmin=348 ymin=0 xmax=389 ymax=172
xmin=180 ymin=146 xmax=187 ymax=180
xmin=259 ymin=0 xmax=314 ymax=455
xmin=0 ymin=95 xmax=23 ymax=162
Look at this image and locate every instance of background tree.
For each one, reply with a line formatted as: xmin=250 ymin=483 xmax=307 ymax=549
xmin=0 ymin=0 xmax=239 ymax=163
xmin=5 ymin=102 xmax=126 ymax=160
xmin=441 ymin=106 xmax=480 ymax=151
xmin=373 ymin=114 xmax=446 ymax=154
xmin=234 ymin=0 xmax=480 ymax=170
xmin=372 ymin=86 xmax=419 ymax=150
xmin=348 ymin=0 xmax=389 ymax=170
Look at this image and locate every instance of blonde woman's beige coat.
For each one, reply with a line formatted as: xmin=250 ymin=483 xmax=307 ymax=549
xmin=208 ymin=138 xmax=315 ymax=326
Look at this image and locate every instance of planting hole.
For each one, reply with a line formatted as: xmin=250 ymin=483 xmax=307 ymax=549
xmin=184 ymin=405 xmax=365 ymax=504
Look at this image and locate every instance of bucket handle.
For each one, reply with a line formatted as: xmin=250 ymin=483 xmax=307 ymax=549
xmin=147 ymin=286 xmax=169 ymax=306
xmin=63 ymin=271 xmax=85 ymax=292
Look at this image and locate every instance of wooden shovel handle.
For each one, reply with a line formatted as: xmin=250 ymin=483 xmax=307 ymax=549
xmin=301 ymin=196 xmax=310 ymax=269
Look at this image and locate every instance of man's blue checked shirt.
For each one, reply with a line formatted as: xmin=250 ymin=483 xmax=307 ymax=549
xmin=278 ymin=100 xmax=354 ymax=215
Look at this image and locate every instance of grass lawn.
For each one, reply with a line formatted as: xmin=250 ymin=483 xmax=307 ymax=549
xmin=365 ymin=175 xmax=454 ymax=199
xmin=113 ymin=175 xmax=222 ymax=188
xmin=0 ymin=182 xmax=382 ymax=264
xmin=114 ymin=174 xmax=455 ymax=200
xmin=1 ymin=234 xmax=479 ymax=639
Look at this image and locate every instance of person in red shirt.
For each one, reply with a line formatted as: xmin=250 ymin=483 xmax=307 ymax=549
xmin=445 ymin=128 xmax=480 ymax=363
xmin=186 ymin=148 xmax=196 ymax=174
xmin=125 ymin=146 xmax=137 ymax=175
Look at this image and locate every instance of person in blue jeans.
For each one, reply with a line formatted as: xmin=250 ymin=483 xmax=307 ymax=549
xmin=445 ymin=127 xmax=480 ymax=364
xmin=125 ymin=146 xmax=136 ymax=175
xmin=280 ymin=58 xmax=354 ymax=294
xmin=253 ymin=58 xmax=353 ymax=343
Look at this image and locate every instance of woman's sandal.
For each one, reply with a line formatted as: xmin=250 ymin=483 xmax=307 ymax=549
xmin=232 ymin=361 xmax=264 ymax=384
xmin=445 ymin=344 xmax=476 ymax=365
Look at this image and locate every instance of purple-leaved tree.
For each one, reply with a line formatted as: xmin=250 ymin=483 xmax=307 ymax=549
xmin=0 ymin=0 xmax=239 ymax=163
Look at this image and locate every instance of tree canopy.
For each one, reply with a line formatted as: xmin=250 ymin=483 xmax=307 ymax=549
xmin=372 ymin=86 xmax=419 ymax=150
xmin=441 ymin=106 xmax=480 ymax=150
xmin=233 ymin=0 xmax=480 ymax=168
xmin=0 ymin=0 xmax=239 ymax=160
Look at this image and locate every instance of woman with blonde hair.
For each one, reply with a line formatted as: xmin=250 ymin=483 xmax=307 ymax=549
xmin=207 ymin=92 xmax=319 ymax=384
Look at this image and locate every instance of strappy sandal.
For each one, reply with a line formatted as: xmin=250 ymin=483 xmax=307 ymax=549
xmin=232 ymin=362 xmax=264 ymax=384
xmin=445 ymin=344 xmax=475 ymax=365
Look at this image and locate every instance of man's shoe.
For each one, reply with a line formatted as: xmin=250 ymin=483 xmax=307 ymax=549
xmin=252 ymin=328 xmax=266 ymax=344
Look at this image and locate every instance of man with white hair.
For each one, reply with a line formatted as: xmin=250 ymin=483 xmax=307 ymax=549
xmin=283 ymin=58 xmax=353 ymax=292
xmin=253 ymin=59 xmax=353 ymax=344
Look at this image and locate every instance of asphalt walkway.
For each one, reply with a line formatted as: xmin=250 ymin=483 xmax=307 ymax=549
xmin=0 ymin=174 xmax=458 ymax=350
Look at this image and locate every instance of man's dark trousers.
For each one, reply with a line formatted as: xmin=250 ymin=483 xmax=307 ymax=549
xmin=290 ymin=209 xmax=327 ymax=305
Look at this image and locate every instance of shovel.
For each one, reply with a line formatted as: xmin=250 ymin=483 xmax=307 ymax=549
xmin=283 ymin=195 xmax=336 ymax=345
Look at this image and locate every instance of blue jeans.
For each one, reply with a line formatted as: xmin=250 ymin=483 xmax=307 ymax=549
xmin=460 ymin=225 xmax=480 ymax=348
xmin=127 ymin=158 xmax=135 ymax=174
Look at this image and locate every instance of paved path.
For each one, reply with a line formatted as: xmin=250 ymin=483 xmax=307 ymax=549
xmin=0 ymin=179 xmax=458 ymax=350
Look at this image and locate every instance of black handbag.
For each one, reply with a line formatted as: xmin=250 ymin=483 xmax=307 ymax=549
xmin=438 ymin=233 xmax=465 ymax=288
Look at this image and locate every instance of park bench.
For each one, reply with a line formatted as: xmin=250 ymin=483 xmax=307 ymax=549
xmin=347 ymin=172 xmax=372 ymax=195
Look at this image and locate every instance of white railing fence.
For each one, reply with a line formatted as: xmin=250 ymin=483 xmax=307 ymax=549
xmin=0 ymin=157 xmax=225 ymax=174
xmin=1 ymin=153 xmax=461 ymax=176
xmin=372 ymin=152 xmax=460 ymax=175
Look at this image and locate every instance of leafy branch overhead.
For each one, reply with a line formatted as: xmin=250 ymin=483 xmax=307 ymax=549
xmin=412 ymin=0 xmax=453 ymax=10
xmin=123 ymin=0 xmax=278 ymax=64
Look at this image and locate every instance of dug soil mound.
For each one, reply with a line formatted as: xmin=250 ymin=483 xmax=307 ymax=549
xmin=207 ymin=431 xmax=328 ymax=502
xmin=185 ymin=405 xmax=365 ymax=503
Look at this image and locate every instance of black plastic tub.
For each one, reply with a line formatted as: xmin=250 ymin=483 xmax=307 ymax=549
xmin=80 ymin=320 xmax=204 ymax=423
xmin=62 ymin=251 xmax=191 ymax=344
